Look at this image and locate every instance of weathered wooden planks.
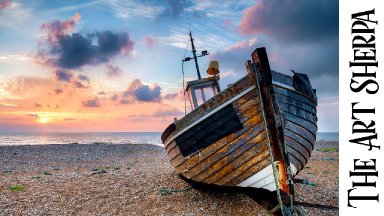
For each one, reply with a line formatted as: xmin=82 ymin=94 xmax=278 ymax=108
xmin=188 ymin=129 xmax=267 ymax=181
xmin=166 ymin=89 xmax=261 ymax=162
xmin=175 ymin=104 xmax=243 ymax=157
xmin=171 ymin=76 xmax=253 ymax=136
xmin=175 ymin=107 xmax=264 ymax=173
xmin=272 ymin=68 xmax=317 ymax=176
xmin=202 ymin=139 xmax=270 ymax=185
xmin=172 ymin=110 xmax=263 ymax=170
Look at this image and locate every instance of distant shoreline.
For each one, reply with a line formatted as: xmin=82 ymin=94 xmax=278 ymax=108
xmin=0 ymin=132 xmax=337 ymax=146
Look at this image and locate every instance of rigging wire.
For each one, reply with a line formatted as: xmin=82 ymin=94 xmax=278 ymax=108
xmin=182 ymin=38 xmax=190 ymax=115
xmin=181 ymin=11 xmax=192 ymax=116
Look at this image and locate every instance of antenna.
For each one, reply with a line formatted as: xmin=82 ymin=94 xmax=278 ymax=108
xmin=182 ymin=31 xmax=209 ymax=80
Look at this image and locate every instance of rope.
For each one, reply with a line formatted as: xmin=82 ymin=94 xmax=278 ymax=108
xmin=251 ymin=63 xmax=285 ymax=213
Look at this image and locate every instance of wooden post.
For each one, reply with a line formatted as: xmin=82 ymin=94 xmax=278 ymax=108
xmin=246 ymin=47 xmax=294 ymax=215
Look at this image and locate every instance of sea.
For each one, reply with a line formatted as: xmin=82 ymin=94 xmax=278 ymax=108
xmin=0 ymin=131 xmax=338 ymax=147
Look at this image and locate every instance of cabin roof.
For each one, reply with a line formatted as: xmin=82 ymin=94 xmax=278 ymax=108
xmin=185 ymin=76 xmax=220 ymax=91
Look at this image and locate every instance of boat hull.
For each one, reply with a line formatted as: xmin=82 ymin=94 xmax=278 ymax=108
xmin=272 ymin=71 xmax=317 ymax=175
xmin=164 ymin=76 xmax=279 ymax=191
xmin=161 ymin=47 xmax=317 ymax=212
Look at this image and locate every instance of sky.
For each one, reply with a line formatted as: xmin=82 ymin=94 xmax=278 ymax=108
xmin=0 ymin=0 xmax=339 ymax=132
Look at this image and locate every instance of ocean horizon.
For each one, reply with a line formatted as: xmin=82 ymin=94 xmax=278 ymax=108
xmin=0 ymin=131 xmax=338 ymax=147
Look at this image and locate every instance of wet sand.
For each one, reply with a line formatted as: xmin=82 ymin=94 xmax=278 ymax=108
xmin=0 ymin=141 xmax=338 ymax=215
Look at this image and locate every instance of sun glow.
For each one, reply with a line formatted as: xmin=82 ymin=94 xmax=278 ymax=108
xmin=38 ymin=117 xmax=49 ymax=124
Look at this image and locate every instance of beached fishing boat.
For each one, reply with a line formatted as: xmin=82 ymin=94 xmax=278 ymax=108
xmin=161 ymin=33 xmax=317 ymax=214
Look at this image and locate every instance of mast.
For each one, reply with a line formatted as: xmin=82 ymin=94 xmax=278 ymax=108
xmin=183 ymin=31 xmax=208 ymax=79
xmin=189 ymin=31 xmax=202 ymax=80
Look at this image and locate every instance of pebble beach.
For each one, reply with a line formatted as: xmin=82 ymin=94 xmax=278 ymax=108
xmin=0 ymin=141 xmax=338 ymax=215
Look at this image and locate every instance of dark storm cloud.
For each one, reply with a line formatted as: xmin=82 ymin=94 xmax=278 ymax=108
xmin=39 ymin=14 xmax=134 ymax=70
xmin=54 ymin=31 xmax=134 ymax=69
xmin=211 ymin=38 xmax=339 ymax=97
xmin=123 ymin=79 xmax=161 ymax=102
xmin=82 ymin=98 xmax=100 ymax=107
xmin=211 ymin=1 xmax=339 ymax=99
xmin=239 ymin=0 xmax=338 ymax=42
xmin=55 ymin=33 xmax=92 ymax=69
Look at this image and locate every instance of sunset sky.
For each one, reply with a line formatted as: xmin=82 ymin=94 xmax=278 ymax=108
xmin=0 ymin=0 xmax=338 ymax=132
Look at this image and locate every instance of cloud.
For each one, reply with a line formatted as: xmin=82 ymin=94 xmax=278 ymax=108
xmin=111 ymin=94 xmax=118 ymax=101
xmin=39 ymin=14 xmax=135 ymax=69
xmin=73 ymin=74 xmax=90 ymax=88
xmin=157 ymin=28 xmax=231 ymax=51
xmin=106 ymin=64 xmax=123 ymax=77
xmin=211 ymin=1 xmax=339 ymax=98
xmin=123 ymin=79 xmax=161 ymax=102
xmin=144 ymin=35 xmax=154 ymax=48
xmin=0 ymin=102 xmax=17 ymax=107
xmin=239 ymin=0 xmax=338 ymax=42
xmin=161 ymin=0 xmax=188 ymax=18
xmin=223 ymin=19 xmax=232 ymax=27
xmin=185 ymin=0 xmax=253 ymax=19
xmin=211 ymin=37 xmax=339 ymax=98
xmin=103 ymin=0 xmax=164 ymax=20
xmin=120 ymin=98 xmax=132 ymax=104
xmin=26 ymin=113 xmax=39 ymax=117
xmin=55 ymin=70 xmax=73 ymax=82
xmin=0 ymin=0 xmax=11 ymax=11
xmin=0 ymin=0 xmax=32 ymax=29
xmin=73 ymin=80 xmax=85 ymax=88
xmin=151 ymin=107 xmax=183 ymax=117
xmin=54 ymin=88 xmax=63 ymax=94
xmin=78 ymin=74 xmax=90 ymax=81
xmin=34 ymin=103 xmax=42 ymax=107
xmin=209 ymin=37 xmax=260 ymax=74
xmin=40 ymin=13 xmax=81 ymax=45
xmin=0 ymin=54 xmax=32 ymax=63
xmin=57 ymin=31 xmax=134 ymax=69
xmin=82 ymin=98 xmax=100 ymax=107
xmin=1 ymin=76 xmax=53 ymax=101
xmin=164 ymin=93 xmax=178 ymax=100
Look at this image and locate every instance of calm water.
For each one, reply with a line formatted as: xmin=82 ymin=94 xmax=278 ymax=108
xmin=0 ymin=131 xmax=338 ymax=147
xmin=316 ymin=132 xmax=339 ymax=141
xmin=0 ymin=132 xmax=163 ymax=146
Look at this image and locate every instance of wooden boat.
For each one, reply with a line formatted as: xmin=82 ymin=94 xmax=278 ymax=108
xmin=161 ymin=46 xmax=317 ymax=214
